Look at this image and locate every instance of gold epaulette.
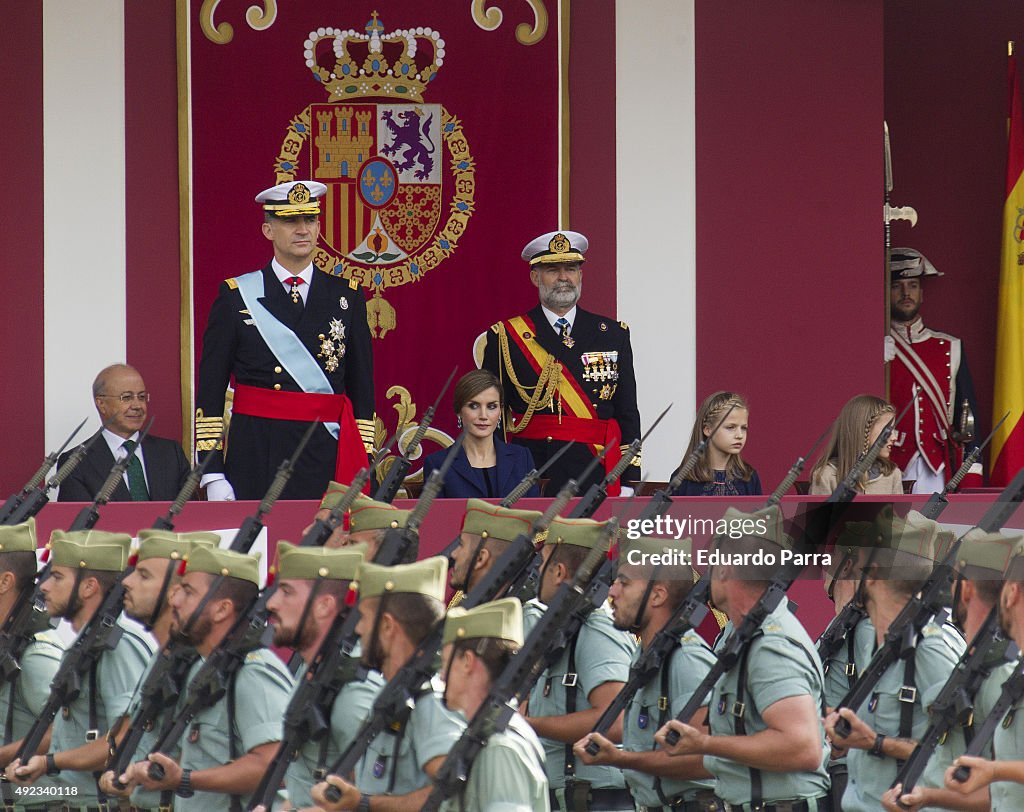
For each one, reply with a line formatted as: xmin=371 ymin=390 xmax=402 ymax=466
xmin=356 ymin=417 xmax=376 ymax=454
xmin=349 ymin=278 xmax=359 ymax=290
xmin=490 ymin=322 xmax=501 ymax=334
xmin=195 ymin=409 xmax=225 ymax=452
xmin=225 ymin=278 xmax=239 ymax=290
xmin=619 ymin=320 xmax=629 ymax=331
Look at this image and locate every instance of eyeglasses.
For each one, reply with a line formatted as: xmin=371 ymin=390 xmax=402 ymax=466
xmin=99 ymin=392 xmax=150 ymax=404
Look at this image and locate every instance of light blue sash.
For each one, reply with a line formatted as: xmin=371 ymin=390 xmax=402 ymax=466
xmin=233 ymin=271 xmax=340 ymax=439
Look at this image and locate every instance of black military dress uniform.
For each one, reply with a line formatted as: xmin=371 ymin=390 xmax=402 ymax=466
xmin=195 ymin=262 xmax=374 ymax=500
xmin=483 ymin=301 xmax=640 ymax=494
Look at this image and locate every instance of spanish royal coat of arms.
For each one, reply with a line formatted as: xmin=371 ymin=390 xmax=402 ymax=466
xmin=272 ymin=11 xmax=475 ymax=336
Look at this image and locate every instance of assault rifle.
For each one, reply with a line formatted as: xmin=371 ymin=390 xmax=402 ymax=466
xmin=5 ymin=431 xmax=104 ymax=526
xmin=150 ymin=427 xmax=227 ymax=530
xmin=67 ymin=419 xmax=155 ymax=531
xmin=0 ymin=418 xmax=88 ymax=525
xmin=765 ymin=423 xmax=832 ymax=507
xmin=320 ymin=483 xmax=578 ymax=803
xmin=245 ymin=443 xmax=458 ymax=810
xmin=920 ymin=413 xmax=1007 ymax=521
xmin=892 ymin=607 xmax=1016 ymax=801
xmin=437 ymin=440 xmax=575 ymax=566
xmin=663 ymin=408 xmax=902 ymax=747
xmin=423 ymin=519 xmax=619 ymax=810
xmin=108 ymin=426 xmax=317 ymax=788
xmin=634 ymin=404 xmax=737 ymax=524
xmin=568 ymin=404 xmax=671 ymax=519
xmin=372 ymin=366 xmax=457 ymax=504
xmin=832 ymin=465 xmax=1024 ymax=739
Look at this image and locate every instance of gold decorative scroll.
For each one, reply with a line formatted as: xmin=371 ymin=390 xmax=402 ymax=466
xmin=471 ymin=0 xmax=549 ymax=45
xmin=373 ymin=386 xmax=453 ymax=487
xmin=200 ymin=0 xmax=278 ymax=44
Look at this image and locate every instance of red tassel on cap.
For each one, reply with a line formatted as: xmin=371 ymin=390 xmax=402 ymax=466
xmin=177 ymin=560 xmax=188 ymax=576
xmin=345 ymin=584 xmax=359 ymax=606
xmin=127 ymin=553 xmax=139 ymax=567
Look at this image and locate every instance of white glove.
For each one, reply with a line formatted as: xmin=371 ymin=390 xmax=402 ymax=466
xmin=619 ymin=485 xmax=636 ymax=498
xmin=884 ymin=335 xmax=896 ymax=363
xmin=203 ymin=477 xmax=236 ymax=502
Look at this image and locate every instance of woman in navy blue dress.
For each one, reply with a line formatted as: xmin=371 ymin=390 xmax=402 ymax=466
xmin=671 ymin=391 xmax=762 ymax=496
xmin=422 ymin=370 xmax=539 ymax=499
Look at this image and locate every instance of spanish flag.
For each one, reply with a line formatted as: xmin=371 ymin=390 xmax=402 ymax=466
xmin=992 ymin=46 xmax=1024 ymax=486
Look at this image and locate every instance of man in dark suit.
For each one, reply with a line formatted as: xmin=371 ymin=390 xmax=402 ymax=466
xmin=194 ymin=180 xmax=375 ymax=501
xmin=57 ymin=364 xmax=190 ymax=502
xmin=482 ymin=230 xmax=641 ymax=494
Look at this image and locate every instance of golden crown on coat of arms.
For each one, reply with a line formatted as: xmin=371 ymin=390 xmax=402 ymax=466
xmin=305 ymin=10 xmax=444 ymax=103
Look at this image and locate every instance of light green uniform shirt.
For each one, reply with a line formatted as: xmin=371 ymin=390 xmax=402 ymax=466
xmin=354 ymin=681 xmax=465 ymax=796
xmin=821 ymin=614 xmax=874 ymax=774
xmin=175 ymin=647 xmax=294 ymax=812
xmin=0 ymin=630 xmax=64 ymax=809
xmin=990 ymin=657 xmax=1024 ymax=811
xmin=842 ymin=619 xmax=965 ymax=812
xmin=48 ymin=618 xmax=154 ymax=804
xmin=706 ymin=602 xmax=831 ymax=805
xmin=438 ymin=713 xmax=550 ymax=812
xmin=526 ymin=602 xmax=636 ymax=793
xmin=285 ymin=660 xmax=383 ymax=809
xmin=622 ymin=630 xmax=717 ymax=805
xmin=920 ymin=655 xmax=1016 ymax=795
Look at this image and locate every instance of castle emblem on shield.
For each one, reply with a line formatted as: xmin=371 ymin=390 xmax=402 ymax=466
xmin=272 ymin=11 xmax=475 ymax=336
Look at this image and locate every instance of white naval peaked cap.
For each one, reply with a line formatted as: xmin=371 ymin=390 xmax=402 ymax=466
xmin=521 ymin=230 xmax=589 ymax=265
xmin=255 ymin=180 xmax=328 ymax=216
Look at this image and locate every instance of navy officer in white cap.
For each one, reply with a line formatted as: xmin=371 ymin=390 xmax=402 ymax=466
xmin=481 ymin=230 xmax=641 ymax=495
xmin=194 ymin=180 xmax=376 ymax=501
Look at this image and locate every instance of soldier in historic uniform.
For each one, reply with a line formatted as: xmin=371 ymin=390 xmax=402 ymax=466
xmin=481 ymin=230 xmax=641 ymax=495
xmin=888 ymin=247 xmax=981 ymax=493
xmin=196 ymin=180 xmax=376 ymax=502
xmin=5 ymin=531 xmax=154 ymax=807
xmin=264 ymin=541 xmax=383 ymax=809
xmin=0 ymin=519 xmax=64 ymax=804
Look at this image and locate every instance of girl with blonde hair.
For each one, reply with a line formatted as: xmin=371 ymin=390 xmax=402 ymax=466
xmin=672 ymin=391 xmax=762 ymax=496
xmin=810 ymin=394 xmax=903 ymax=495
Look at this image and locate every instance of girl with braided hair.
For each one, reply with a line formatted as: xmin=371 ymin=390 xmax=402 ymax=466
xmin=671 ymin=391 xmax=762 ymax=496
xmin=810 ymin=394 xmax=903 ymax=495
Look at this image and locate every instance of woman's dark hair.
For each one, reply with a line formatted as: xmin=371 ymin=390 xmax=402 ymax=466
xmin=453 ymin=370 xmax=503 ymax=414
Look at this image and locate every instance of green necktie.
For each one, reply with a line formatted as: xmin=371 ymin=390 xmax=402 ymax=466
xmin=121 ymin=439 xmax=150 ymax=501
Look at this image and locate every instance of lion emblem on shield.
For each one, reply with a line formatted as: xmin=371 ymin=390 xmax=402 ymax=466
xmin=381 ymin=108 xmax=436 ymax=180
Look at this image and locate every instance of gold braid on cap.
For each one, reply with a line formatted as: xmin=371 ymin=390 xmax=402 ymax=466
xmin=496 ymin=323 xmax=562 ymax=434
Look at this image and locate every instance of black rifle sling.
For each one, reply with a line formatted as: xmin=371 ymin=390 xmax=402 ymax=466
xmin=561 ymin=634 xmax=580 ymax=801
xmin=897 ymin=648 xmax=918 ymax=771
xmin=653 ymin=644 xmax=682 ymax=808
xmin=846 ymin=624 xmax=859 ymax=689
xmin=228 ymin=671 xmax=241 ymax=812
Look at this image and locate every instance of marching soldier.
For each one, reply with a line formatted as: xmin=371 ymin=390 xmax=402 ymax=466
xmin=525 ymin=516 xmax=636 ymax=812
xmin=312 ymin=557 xmax=465 ymax=810
xmin=437 ymin=598 xmax=550 ymax=811
xmin=656 ymin=507 xmax=832 ymax=810
xmin=881 ymin=530 xmax=1018 ymax=811
xmin=314 ymin=481 xmax=412 ymax=558
xmin=819 ymin=516 xmax=878 ymax=811
xmin=99 ymin=529 xmax=219 ymax=808
xmin=575 ymin=535 xmax=720 ymax=810
xmin=195 ymin=180 xmax=376 ymax=502
xmin=944 ymin=536 xmax=1024 ymax=810
xmin=824 ymin=512 xmax=966 ymax=811
xmin=450 ymin=499 xmax=541 ymax=594
xmin=482 ymin=230 xmax=641 ymax=495
xmin=5 ymin=530 xmax=154 ymax=806
xmin=264 ymin=541 xmax=383 ymax=808
xmin=128 ymin=547 xmax=294 ymax=811
xmin=0 ymin=519 xmax=64 ymax=805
